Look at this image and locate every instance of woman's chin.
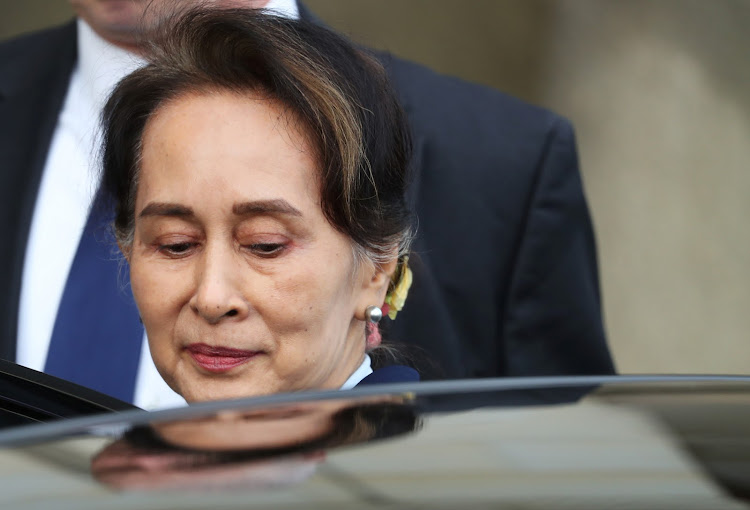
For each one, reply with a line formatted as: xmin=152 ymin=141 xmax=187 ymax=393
xmin=177 ymin=377 xmax=278 ymax=403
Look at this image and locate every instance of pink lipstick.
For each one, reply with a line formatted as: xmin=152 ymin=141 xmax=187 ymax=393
xmin=185 ymin=343 xmax=259 ymax=373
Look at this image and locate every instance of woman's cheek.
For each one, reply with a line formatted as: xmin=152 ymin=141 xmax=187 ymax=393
xmin=131 ymin=259 xmax=182 ymax=321
xmin=267 ymin=270 xmax=322 ymax=320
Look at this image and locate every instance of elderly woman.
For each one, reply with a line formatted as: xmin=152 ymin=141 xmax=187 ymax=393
xmin=100 ymin=8 xmax=416 ymax=402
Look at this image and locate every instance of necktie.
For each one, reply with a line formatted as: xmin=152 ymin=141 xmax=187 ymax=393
xmin=45 ymin=192 xmax=143 ymax=403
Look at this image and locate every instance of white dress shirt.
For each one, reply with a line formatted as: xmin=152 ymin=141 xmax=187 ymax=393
xmin=16 ymin=0 xmax=298 ymax=410
xmin=340 ymin=355 xmax=373 ymax=389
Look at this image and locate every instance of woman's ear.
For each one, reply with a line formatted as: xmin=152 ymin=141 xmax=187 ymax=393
xmin=354 ymin=255 xmax=398 ymax=321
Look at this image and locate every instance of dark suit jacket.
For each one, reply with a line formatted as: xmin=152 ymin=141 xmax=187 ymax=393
xmin=0 ymin=7 xmax=615 ymax=381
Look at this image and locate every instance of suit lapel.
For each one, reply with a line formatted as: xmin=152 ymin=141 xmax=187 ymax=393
xmin=296 ymin=1 xmax=318 ymax=23
xmin=0 ymin=22 xmax=77 ymax=360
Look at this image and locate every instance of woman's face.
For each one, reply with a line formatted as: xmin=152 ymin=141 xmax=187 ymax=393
xmin=128 ymin=90 xmax=390 ymax=402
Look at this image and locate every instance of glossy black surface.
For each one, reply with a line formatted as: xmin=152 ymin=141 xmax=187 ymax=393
xmin=2 ymin=375 xmax=750 ymax=509
xmin=0 ymin=358 xmax=135 ymax=428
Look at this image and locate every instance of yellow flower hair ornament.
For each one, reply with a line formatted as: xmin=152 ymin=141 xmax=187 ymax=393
xmin=382 ymin=256 xmax=413 ymax=320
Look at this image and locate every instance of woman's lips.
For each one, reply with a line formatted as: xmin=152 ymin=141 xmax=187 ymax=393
xmin=185 ymin=343 xmax=260 ymax=373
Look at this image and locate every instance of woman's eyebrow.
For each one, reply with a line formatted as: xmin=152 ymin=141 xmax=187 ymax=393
xmin=137 ymin=200 xmax=302 ymax=219
xmin=139 ymin=202 xmax=193 ymax=218
xmin=232 ymin=199 xmax=303 ymax=217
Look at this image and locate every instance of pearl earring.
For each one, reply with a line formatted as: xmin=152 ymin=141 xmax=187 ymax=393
xmin=365 ymin=305 xmax=383 ymax=324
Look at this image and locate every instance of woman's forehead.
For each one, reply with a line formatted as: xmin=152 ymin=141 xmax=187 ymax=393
xmin=143 ymin=90 xmax=312 ymax=154
xmin=137 ymin=91 xmax=320 ymax=212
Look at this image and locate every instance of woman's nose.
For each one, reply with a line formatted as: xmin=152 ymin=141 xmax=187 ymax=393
xmin=189 ymin=248 xmax=249 ymax=324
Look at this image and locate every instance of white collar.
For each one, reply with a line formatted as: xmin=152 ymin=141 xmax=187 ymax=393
xmin=263 ymin=0 xmax=300 ymax=18
xmin=340 ymin=354 xmax=373 ymax=389
xmin=76 ymin=18 xmax=146 ymax=114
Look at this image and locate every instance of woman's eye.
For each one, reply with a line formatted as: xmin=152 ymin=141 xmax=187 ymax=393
xmin=248 ymin=243 xmax=285 ymax=257
xmin=159 ymin=242 xmax=196 ymax=256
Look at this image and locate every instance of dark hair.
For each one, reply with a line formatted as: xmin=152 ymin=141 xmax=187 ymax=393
xmin=101 ymin=7 xmax=413 ymax=264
